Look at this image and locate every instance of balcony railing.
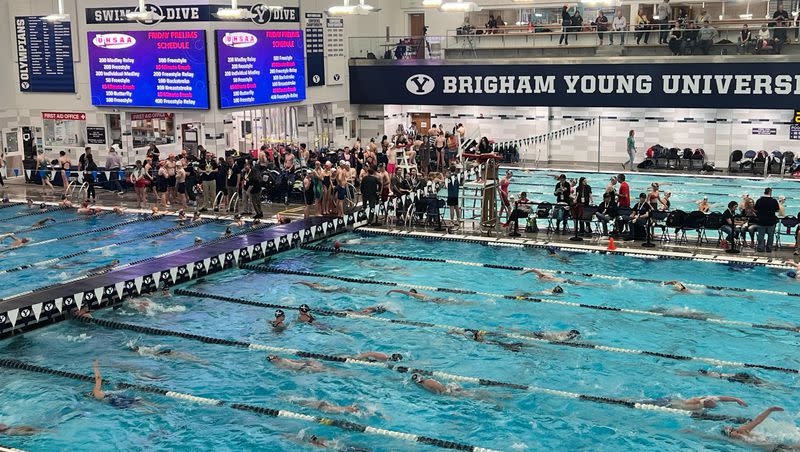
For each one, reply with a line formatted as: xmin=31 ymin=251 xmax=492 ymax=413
xmin=349 ymin=25 xmax=799 ymax=61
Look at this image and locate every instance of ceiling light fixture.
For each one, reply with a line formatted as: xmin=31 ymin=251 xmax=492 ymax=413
xmin=126 ymin=0 xmax=165 ymax=22
xmin=43 ymin=0 xmax=70 ymax=22
xmin=440 ymin=0 xmax=481 ymax=12
xmin=422 ymin=0 xmax=443 ymax=7
xmin=215 ymin=0 xmax=256 ymax=20
xmin=328 ymin=0 xmax=375 ymax=16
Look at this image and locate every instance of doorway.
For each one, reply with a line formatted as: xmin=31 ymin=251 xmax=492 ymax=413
xmin=409 ymin=13 xmax=426 ymax=59
xmin=409 ymin=112 xmax=431 ymax=136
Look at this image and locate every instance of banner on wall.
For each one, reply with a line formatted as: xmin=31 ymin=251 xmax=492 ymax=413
xmin=325 ymin=18 xmax=345 ymax=86
xmin=15 ymin=16 xmax=75 ymax=93
xmin=349 ymin=62 xmax=800 ymax=110
xmin=305 ymin=13 xmax=325 ymax=87
xmin=86 ymin=4 xmax=299 ymax=25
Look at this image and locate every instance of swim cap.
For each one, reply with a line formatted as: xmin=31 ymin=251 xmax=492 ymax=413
xmin=567 ymin=329 xmax=581 ymax=339
xmin=275 ymin=310 xmax=284 ymax=318
xmin=334 ymin=241 xmax=341 ymax=250
xmin=788 ymin=271 xmax=797 ymax=279
xmin=266 ymin=355 xmax=277 ymax=361
xmin=410 ymin=289 xmax=418 ymax=294
xmin=411 ymin=373 xmax=421 ymax=382
xmin=299 ymin=304 xmax=310 ymax=312
xmin=546 ymin=246 xmax=557 ymax=254
xmin=390 ymin=353 xmax=403 ymax=361
xmin=553 ymin=286 xmax=564 ymax=294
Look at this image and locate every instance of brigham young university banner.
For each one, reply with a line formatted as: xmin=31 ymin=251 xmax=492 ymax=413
xmin=349 ymin=61 xmax=800 ymax=110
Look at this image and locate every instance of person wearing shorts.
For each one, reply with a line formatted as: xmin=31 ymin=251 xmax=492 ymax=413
xmin=447 ymin=166 xmax=461 ymax=227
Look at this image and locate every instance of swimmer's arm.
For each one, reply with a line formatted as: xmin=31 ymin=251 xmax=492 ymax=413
xmin=733 ymin=407 xmax=783 ymax=435
xmin=717 ymin=396 xmax=748 ymax=406
xmin=92 ymin=360 xmax=104 ymax=399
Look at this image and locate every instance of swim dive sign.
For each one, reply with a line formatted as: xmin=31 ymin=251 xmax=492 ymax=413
xmin=350 ymin=62 xmax=800 ymax=110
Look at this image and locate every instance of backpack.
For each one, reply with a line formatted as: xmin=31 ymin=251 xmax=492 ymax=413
xmin=637 ymin=159 xmax=654 ymax=169
xmin=646 ymin=146 xmax=655 ymax=158
xmin=682 ymin=148 xmax=693 ymax=159
xmin=693 ymin=148 xmax=705 ymax=159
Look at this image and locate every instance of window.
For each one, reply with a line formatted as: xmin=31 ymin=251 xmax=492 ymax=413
xmin=43 ymin=115 xmax=86 ymax=147
xmin=130 ymin=113 xmax=175 ymax=149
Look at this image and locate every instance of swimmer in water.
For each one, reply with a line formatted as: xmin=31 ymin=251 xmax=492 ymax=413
xmin=544 ymin=246 xmax=571 ymax=263
xmin=30 ymin=217 xmax=56 ymax=227
xmin=191 ymin=211 xmax=202 ymax=222
xmin=150 ymin=206 xmax=164 ymax=218
xmin=786 ymin=262 xmax=800 ymax=279
xmin=175 ymin=210 xmax=187 ymax=222
xmin=721 ymin=407 xmax=793 ymax=449
xmin=294 ymin=399 xmax=361 ymax=415
xmin=0 ymin=423 xmax=44 ymax=436
xmin=297 ymin=304 xmax=316 ymax=324
xmin=349 ymin=352 xmax=403 ymax=362
xmin=517 ymin=329 xmax=582 ymax=342
xmin=294 ymin=281 xmax=351 ymax=293
xmin=86 ymin=259 xmax=120 ymax=275
xmin=194 ymin=237 xmax=203 ymax=245
xmin=385 ymin=289 xmax=458 ymax=304
xmin=520 ymin=268 xmax=600 ymax=287
xmin=0 ymin=234 xmax=30 ymax=248
xmin=77 ymin=201 xmax=99 ymax=215
xmin=112 ymin=206 xmax=125 ymax=215
xmin=59 ymin=195 xmax=73 ymax=208
xmin=518 ymin=286 xmax=569 ymax=297
xmin=663 ymin=281 xmax=754 ymax=300
xmin=266 ymin=355 xmax=329 ymax=372
xmin=270 ymin=309 xmax=287 ymax=331
xmin=223 ymin=227 xmax=232 ymax=237
xmin=90 ymin=359 xmax=141 ymax=409
xmin=229 ymin=214 xmax=245 ymax=228
xmin=696 ymin=369 xmax=767 ymax=386
xmin=128 ymin=342 xmax=208 ymax=365
xmin=638 ymin=395 xmax=747 ymax=412
xmin=462 ymin=329 xmax=528 ymax=352
xmin=649 ymin=307 xmax=715 ymax=320
xmin=409 ymin=374 xmax=498 ymax=402
xmin=346 ymin=305 xmax=388 ymax=315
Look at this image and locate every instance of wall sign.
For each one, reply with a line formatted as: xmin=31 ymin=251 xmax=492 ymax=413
xmin=305 ymin=13 xmax=325 ymax=87
xmin=15 ymin=16 xmax=75 ymax=93
xmin=751 ymin=127 xmax=777 ymax=135
xmin=215 ymin=29 xmax=306 ymax=108
xmin=790 ymin=124 xmax=800 ymax=140
xmin=87 ymin=30 xmax=209 ymax=109
xmin=325 ymin=18 xmax=345 ymax=86
xmin=349 ymin=62 xmax=800 ymax=110
xmin=87 ymin=127 xmax=107 ymax=144
xmin=85 ymin=4 xmax=299 ymax=25
xmin=130 ymin=112 xmax=174 ymax=120
xmin=794 ymin=109 xmax=800 ymax=123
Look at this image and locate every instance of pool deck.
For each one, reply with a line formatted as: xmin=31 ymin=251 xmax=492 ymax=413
xmin=0 ymin=216 xmax=344 ymax=338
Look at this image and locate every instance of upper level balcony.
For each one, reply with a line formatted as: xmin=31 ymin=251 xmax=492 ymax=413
xmin=349 ymin=19 xmax=800 ymax=62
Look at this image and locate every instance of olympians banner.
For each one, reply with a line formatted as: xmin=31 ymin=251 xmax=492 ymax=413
xmin=349 ymin=62 xmax=800 ymax=110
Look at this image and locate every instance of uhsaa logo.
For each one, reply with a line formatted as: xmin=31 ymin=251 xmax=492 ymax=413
xmin=222 ymin=32 xmax=257 ymax=48
xmin=406 ymin=74 xmax=435 ymax=95
xmin=92 ymin=33 xmax=137 ymax=49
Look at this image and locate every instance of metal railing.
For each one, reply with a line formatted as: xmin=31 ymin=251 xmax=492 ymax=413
xmin=350 ymin=26 xmax=799 ymax=60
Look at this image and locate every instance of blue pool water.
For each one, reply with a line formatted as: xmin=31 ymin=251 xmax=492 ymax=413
xmin=0 ymin=208 xmax=234 ymax=299
xmin=1 ymin=230 xmax=798 ymax=451
xmin=498 ymin=168 xmax=800 ymax=213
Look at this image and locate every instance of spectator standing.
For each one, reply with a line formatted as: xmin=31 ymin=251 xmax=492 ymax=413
xmin=610 ymin=10 xmax=627 ymax=45
xmin=754 ymin=188 xmax=779 ymax=252
xmin=593 ymin=11 xmax=609 ymax=45
xmin=198 ymin=155 xmax=217 ymax=212
xmin=572 ymin=10 xmax=584 ymax=41
xmin=105 ymin=147 xmax=123 ymax=195
xmin=554 ymin=174 xmax=572 ymax=233
xmin=624 ymin=130 xmax=636 ymax=170
xmin=243 ymin=161 xmax=263 ymax=219
xmin=696 ymin=9 xmax=710 ymax=23
xmin=634 ymin=9 xmax=650 ymax=44
xmin=697 ymin=20 xmax=718 ymax=55
xmin=657 ymin=0 xmax=671 ymax=44
xmin=360 ymin=167 xmax=381 ymax=225
xmin=560 ymin=6 xmax=572 ymax=45
xmin=617 ymin=173 xmax=631 ymax=208
xmin=668 ymin=23 xmax=683 ymax=55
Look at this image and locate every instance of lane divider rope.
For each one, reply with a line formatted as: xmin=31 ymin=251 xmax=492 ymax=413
xmin=11 ymin=211 xmax=114 ymax=234
xmin=72 ymin=314 xmax=751 ymax=423
xmin=0 ymin=205 xmax=70 ymax=223
xmin=299 ymin=245 xmax=800 ymax=334
xmin=302 ymin=244 xmax=800 ymax=298
xmin=12 ymin=214 xmax=164 ymax=249
xmin=236 ymin=266 xmax=800 ymax=375
xmin=0 ymin=358 xmax=500 ymax=452
xmin=356 ymin=229 xmax=795 ymax=269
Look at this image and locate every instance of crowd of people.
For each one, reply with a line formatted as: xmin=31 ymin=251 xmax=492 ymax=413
xmin=498 ymin=171 xmax=789 ymax=254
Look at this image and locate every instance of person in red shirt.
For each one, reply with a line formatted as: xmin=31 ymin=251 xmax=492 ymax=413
xmin=617 ymin=173 xmax=631 ymax=208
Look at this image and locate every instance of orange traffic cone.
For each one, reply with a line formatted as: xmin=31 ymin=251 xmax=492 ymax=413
xmin=607 ymin=237 xmax=617 ymax=251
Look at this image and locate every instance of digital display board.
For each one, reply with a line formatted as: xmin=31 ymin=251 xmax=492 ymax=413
xmin=15 ymin=16 xmax=75 ymax=92
xmin=215 ymin=29 xmax=306 ymax=109
xmin=87 ymin=30 xmax=209 ymax=109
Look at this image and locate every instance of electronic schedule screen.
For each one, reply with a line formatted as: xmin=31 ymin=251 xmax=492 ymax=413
xmin=87 ymin=30 xmax=209 ymax=109
xmin=215 ymin=29 xmax=306 ymax=109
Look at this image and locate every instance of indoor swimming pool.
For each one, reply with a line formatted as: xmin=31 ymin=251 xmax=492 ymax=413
xmin=498 ymin=168 xmax=800 ymax=213
xmin=0 ymin=204 xmax=235 ymax=300
xmin=1 ymin=230 xmax=798 ymax=451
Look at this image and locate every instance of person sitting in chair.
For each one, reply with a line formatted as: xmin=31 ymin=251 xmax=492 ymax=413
xmin=595 ymin=192 xmax=618 ymax=236
xmin=505 ymin=192 xmax=533 ymax=236
xmin=624 ymin=193 xmax=653 ymax=240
